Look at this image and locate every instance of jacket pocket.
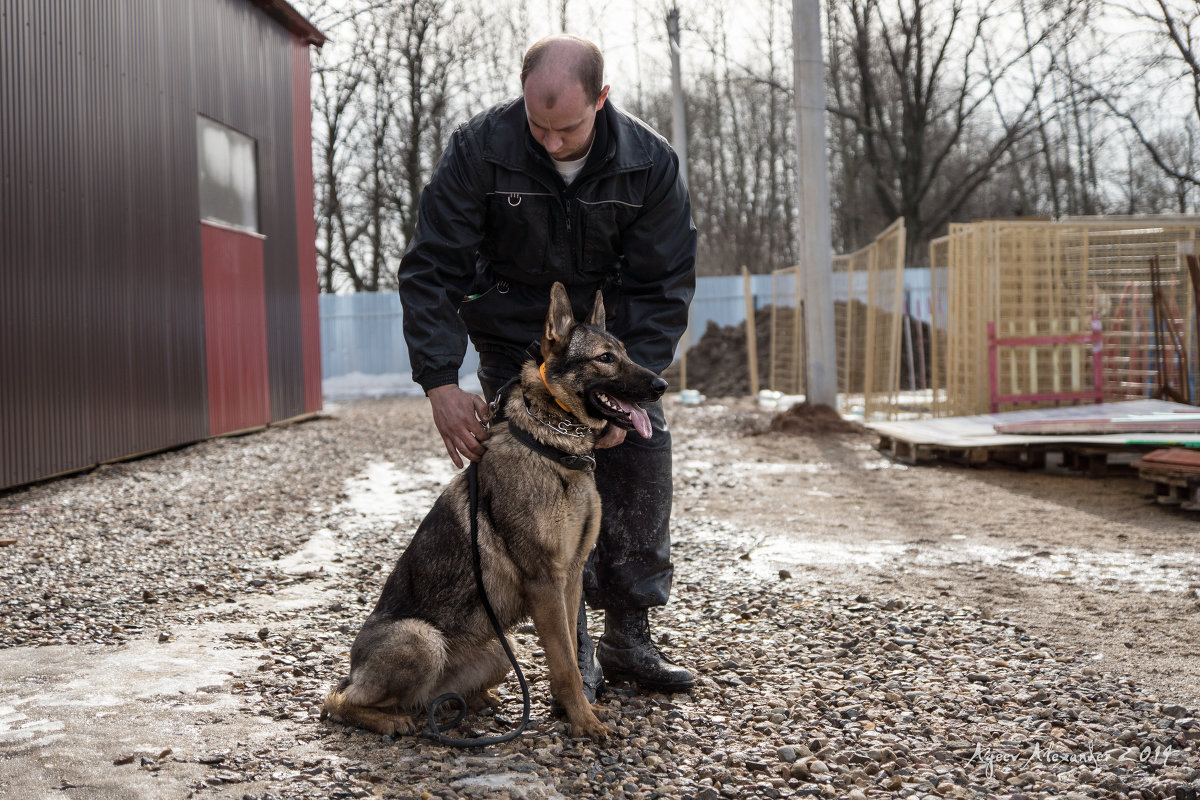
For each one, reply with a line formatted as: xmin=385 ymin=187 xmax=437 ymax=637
xmin=578 ymin=198 xmax=637 ymax=278
xmin=482 ymin=191 xmax=556 ymax=279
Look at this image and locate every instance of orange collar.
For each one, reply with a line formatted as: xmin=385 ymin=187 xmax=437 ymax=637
xmin=539 ymin=362 xmax=573 ymax=413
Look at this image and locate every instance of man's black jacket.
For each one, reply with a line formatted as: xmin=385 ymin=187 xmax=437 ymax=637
xmin=396 ymin=96 xmax=697 ymax=392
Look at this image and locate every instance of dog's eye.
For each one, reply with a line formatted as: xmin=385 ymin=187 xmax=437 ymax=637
xmin=595 ymin=352 xmax=615 ymax=364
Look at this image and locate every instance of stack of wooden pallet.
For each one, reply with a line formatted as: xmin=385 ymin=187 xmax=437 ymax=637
xmin=868 ymin=399 xmax=1200 ymax=475
xmin=1133 ymin=449 xmax=1200 ymax=511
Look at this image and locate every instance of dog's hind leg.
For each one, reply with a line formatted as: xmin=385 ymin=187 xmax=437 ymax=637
xmin=322 ymin=618 xmax=447 ymax=736
xmin=432 ymin=637 xmax=512 ymax=712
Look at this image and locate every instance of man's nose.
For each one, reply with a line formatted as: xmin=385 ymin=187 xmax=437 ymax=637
xmin=543 ymin=133 xmax=562 ymax=153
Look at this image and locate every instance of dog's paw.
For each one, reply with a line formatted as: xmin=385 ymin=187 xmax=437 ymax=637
xmin=361 ymin=713 xmax=418 ymax=737
xmin=350 ymin=710 xmax=419 ymax=737
xmin=468 ymin=689 xmax=503 ymax=712
xmin=387 ymin=714 xmax=419 ymax=736
xmin=569 ymin=712 xmax=611 ymax=740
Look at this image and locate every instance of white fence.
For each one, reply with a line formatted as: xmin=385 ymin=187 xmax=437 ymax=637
xmin=319 ymin=293 xmax=480 ymax=399
xmin=320 ymin=270 xmax=940 ymax=398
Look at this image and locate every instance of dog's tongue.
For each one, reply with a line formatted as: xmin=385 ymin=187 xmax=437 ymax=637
xmin=611 ymin=397 xmax=652 ymax=439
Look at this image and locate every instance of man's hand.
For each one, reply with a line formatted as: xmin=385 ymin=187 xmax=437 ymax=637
xmin=427 ymin=385 xmax=490 ymax=468
xmin=595 ymin=424 xmax=626 ymax=449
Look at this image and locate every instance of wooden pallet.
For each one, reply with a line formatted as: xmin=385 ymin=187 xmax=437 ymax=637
xmin=876 ymin=433 xmax=1135 ymax=476
xmin=1133 ymin=449 xmax=1200 ymax=510
xmin=870 ymin=400 xmax=1200 ymax=474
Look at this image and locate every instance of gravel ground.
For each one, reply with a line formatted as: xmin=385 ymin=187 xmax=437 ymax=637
xmin=1 ymin=396 xmax=1198 ymax=800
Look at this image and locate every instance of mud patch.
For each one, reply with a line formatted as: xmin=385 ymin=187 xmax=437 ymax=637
xmin=767 ymin=402 xmax=865 ymax=436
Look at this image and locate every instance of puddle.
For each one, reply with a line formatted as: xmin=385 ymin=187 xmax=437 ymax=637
xmin=244 ymin=457 xmax=463 ymax=615
xmin=0 ymin=457 xmax=467 ymax=772
xmin=731 ymin=461 xmax=831 ymax=475
xmin=755 ymin=537 xmax=912 ymax=570
xmin=861 ymin=458 xmax=908 ymax=471
xmin=0 ymin=706 xmax=65 ymax=749
xmin=677 ymin=453 xmax=1198 ymax=595
xmin=0 ymin=623 xmax=258 ymax=754
xmin=680 ymin=459 xmax=831 ymax=476
xmin=963 ymin=544 xmax=1200 ymax=592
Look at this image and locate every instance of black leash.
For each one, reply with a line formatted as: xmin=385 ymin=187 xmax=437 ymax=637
xmin=425 ymin=461 xmax=532 ymax=746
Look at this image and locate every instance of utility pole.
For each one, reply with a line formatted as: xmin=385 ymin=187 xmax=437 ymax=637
xmin=792 ymin=0 xmax=836 ymax=407
xmin=666 ymin=7 xmax=688 ymax=186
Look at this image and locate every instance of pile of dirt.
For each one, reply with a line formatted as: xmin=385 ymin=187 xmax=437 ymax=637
xmin=767 ymin=402 xmax=864 ymax=436
xmin=662 ymin=302 xmax=936 ymax=397
xmin=662 ymin=308 xmax=772 ymax=396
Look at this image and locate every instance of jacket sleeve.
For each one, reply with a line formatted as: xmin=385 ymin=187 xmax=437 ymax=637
xmin=396 ymin=127 xmax=487 ymax=392
xmin=614 ymin=148 xmax=697 ymax=375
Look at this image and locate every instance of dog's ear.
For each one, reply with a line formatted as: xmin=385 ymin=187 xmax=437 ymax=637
xmin=542 ymin=281 xmax=576 ymax=359
xmin=586 ymin=290 xmax=606 ymax=331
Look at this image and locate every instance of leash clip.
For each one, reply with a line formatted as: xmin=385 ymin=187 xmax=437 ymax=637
xmin=486 ymin=396 xmax=501 ymax=431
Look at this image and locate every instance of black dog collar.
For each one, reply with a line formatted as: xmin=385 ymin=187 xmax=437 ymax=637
xmin=508 ymin=421 xmax=597 ymax=473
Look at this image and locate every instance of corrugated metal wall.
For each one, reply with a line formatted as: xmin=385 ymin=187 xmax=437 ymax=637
xmin=0 ymin=0 xmax=320 ymax=490
xmin=1 ymin=0 xmax=207 ymax=489
xmin=291 ymin=38 xmax=324 ymax=415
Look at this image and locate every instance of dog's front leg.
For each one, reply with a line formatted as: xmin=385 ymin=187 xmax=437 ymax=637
xmin=527 ymin=577 xmax=610 ymax=739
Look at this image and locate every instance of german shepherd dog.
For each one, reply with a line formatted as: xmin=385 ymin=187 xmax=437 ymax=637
xmin=322 ymin=282 xmax=667 ymax=740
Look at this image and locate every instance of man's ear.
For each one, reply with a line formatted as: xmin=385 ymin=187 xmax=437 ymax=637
xmin=586 ymin=290 xmax=606 ymax=331
xmin=541 ymin=281 xmax=576 ymax=360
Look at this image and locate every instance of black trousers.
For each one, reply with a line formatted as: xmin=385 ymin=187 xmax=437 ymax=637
xmin=478 ymin=351 xmax=674 ymax=612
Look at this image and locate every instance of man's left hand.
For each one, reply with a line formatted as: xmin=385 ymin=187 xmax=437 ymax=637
xmin=595 ymin=424 xmax=626 ymax=449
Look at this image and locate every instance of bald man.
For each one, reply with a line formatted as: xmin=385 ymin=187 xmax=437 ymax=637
xmin=397 ymin=34 xmax=697 ymax=700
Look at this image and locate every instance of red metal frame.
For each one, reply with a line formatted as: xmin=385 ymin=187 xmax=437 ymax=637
xmin=988 ymin=319 xmax=1104 ymax=413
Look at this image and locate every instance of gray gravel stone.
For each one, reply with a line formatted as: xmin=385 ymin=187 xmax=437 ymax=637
xmin=2 ymin=398 xmax=1199 ymax=799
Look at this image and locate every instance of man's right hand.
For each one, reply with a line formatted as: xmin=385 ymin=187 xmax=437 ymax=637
xmin=427 ymin=385 xmax=490 ymax=469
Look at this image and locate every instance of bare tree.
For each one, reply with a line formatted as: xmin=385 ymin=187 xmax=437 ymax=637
xmin=386 ymin=0 xmax=467 ymax=249
xmin=981 ymin=0 xmax=1120 ymax=219
xmin=1077 ymin=0 xmax=1200 ymax=206
xmin=826 ymin=0 xmax=1054 ymax=263
xmin=306 ymin=1 xmax=370 ymax=292
xmin=657 ymin=0 xmax=798 ymax=275
xmin=298 ymin=0 xmax=483 ymax=292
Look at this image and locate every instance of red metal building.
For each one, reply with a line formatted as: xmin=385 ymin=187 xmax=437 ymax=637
xmin=0 ymin=0 xmax=325 ymax=490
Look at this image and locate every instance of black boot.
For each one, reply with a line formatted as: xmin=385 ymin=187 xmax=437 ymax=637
xmin=552 ymin=600 xmax=605 ymax=716
xmin=576 ymin=599 xmax=605 ymax=703
xmin=597 ymin=608 xmax=694 ymax=692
